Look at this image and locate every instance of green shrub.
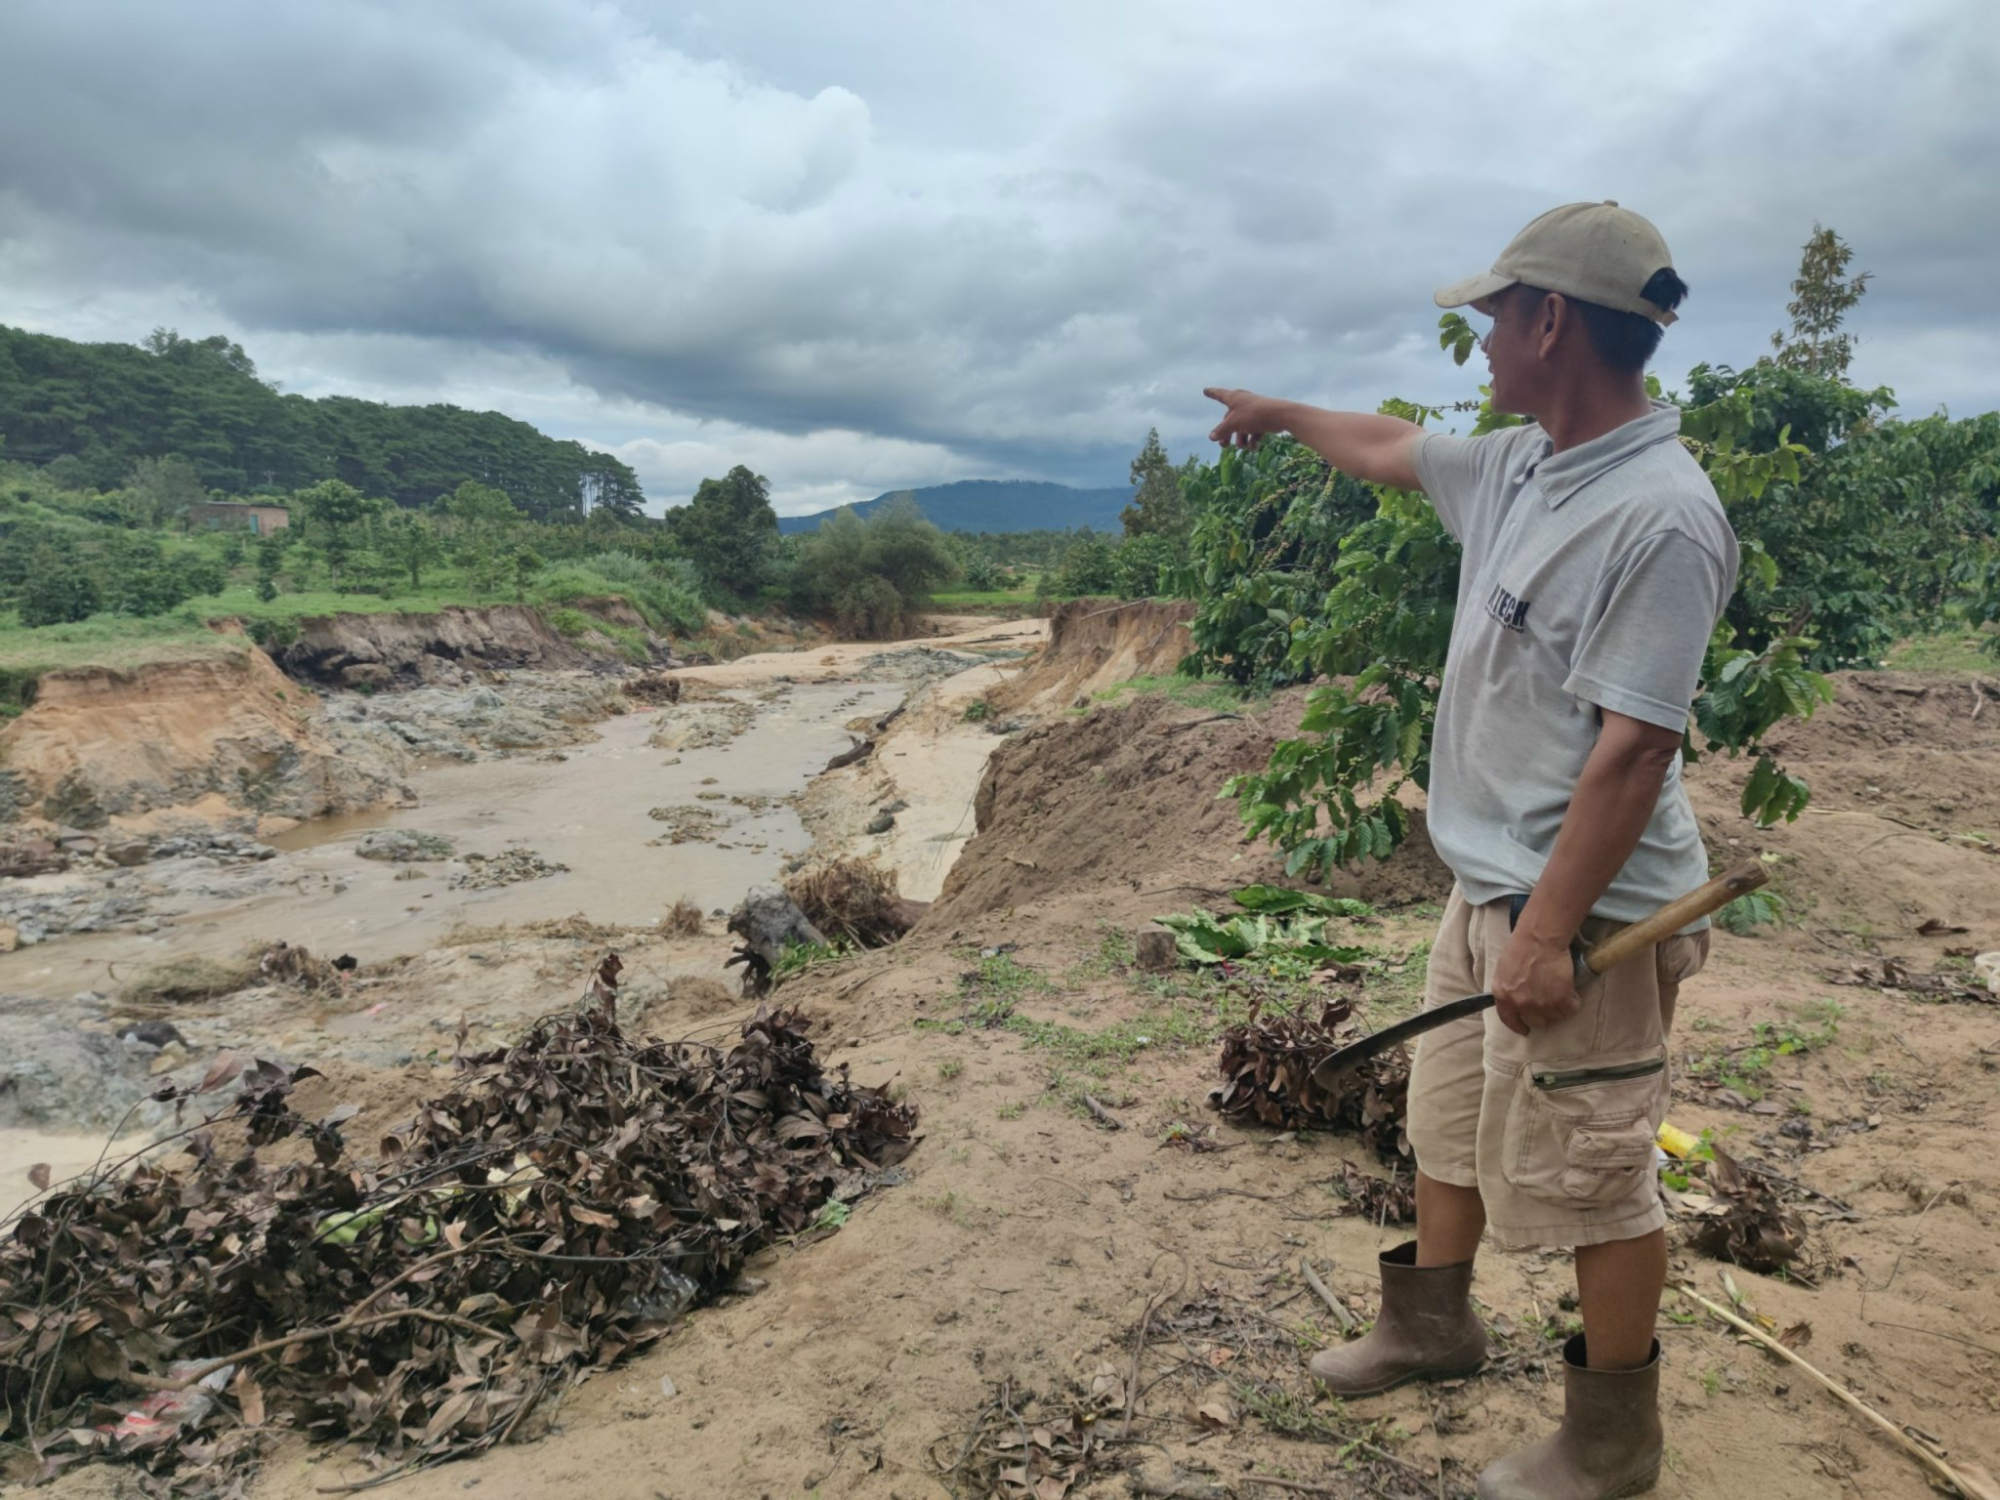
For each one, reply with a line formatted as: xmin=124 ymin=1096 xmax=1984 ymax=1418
xmin=19 ymin=551 xmax=100 ymax=627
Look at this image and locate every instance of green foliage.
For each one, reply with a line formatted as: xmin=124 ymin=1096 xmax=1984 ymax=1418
xmin=1770 ymin=225 xmax=1872 ymax=380
xmin=1191 ymin=233 xmax=1972 ymax=879
xmin=1177 ymin=438 xmax=1384 ymax=686
xmin=1715 ymin=888 xmax=1786 ymax=936
xmin=0 ymin=324 xmax=644 ymax=518
xmin=383 ymin=512 xmax=443 ymax=590
xmin=1228 ymin=885 xmax=1374 ymax=918
xmin=671 ymin=465 xmax=780 ymax=598
xmin=1111 ymin=532 xmax=1179 ymax=599
xmin=290 ymin=479 xmax=382 ymax=590
xmin=125 ymin=455 xmax=208 ymax=525
xmin=1154 ymin=908 xmax=1374 ymax=977
xmin=791 ymin=497 xmax=959 ymax=639
xmin=1687 ymin=633 xmax=1834 ymax=822
xmin=512 ymin=545 xmax=544 ymax=601
xmin=18 ymin=547 xmax=101 ymax=626
xmin=1046 ymin=534 xmax=1118 ymax=597
xmin=1120 ymin=427 xmax=1191 ymax=542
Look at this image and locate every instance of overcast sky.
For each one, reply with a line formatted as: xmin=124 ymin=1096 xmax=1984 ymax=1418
xmin=2 ymin=0 xmax=1995 ymax=515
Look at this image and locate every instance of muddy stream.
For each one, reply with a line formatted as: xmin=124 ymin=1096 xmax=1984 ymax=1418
xmin=0 ymin=679 xmax=901 ymax=1000
xmin=0 ymin=621 xmax=1047 ymax=1206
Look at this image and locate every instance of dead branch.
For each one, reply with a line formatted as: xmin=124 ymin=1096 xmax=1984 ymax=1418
xmin=1677 ymin=1284 xmax=1995 ymax=1499
xmin=1083 ymin=1094 xmax=1124 ymax=1130
xmin=1299 ymin=1258 xmax=1357 ymax=1335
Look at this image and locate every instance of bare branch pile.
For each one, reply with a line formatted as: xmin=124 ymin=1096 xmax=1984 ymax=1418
xmin=1 ymin=993 xmax=917 ymax=1495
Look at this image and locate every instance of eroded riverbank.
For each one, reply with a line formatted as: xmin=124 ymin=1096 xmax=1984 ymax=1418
xmin=0 ymin=618 xmax=1046 ymax=1189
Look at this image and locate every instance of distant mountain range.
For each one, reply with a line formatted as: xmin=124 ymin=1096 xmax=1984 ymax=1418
xmin=778 ymin=478 xmax=1131 ymax=535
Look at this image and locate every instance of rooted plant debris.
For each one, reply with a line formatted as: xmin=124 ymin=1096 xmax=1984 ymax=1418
xmin=660 ymin=897 xmax=705 ymax=937
xmin=1333 ymin=1157 xmax=1418 ymax=1224
xmin=1684 ymin=1147 xmax=1810 ymax=1274
xmin=1209 ymin=996 xmax=1411 ymax=1163
xmin=118 ymin=942 xmax=350 ymax=1007
xmin=449 ymin=848 xmax=571 ymax=889
xmin=785 ymin=856 xmax=921 ymax=948
xmin=927 ymin=1373 xmax=1131 ymax=1499
xmin=0 ymin=994 xmax=918 ymax=1495
xmin=118 ymin=955 xmax=261 ymax=1006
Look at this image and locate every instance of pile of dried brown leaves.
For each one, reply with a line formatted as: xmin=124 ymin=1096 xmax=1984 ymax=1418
xmin=1684 ymin=1147 xmax=1809 ymax=1274
xmin=1333 ymin=1158 xmax=1418 ymax=1224
xmin=927 ymin=1371 xmax=1131 ymax=1500
xmin=1 ymin=988 xmax=917 ymax=1496
xmin=1208 ymin=996 xmax=1411 ymax=1165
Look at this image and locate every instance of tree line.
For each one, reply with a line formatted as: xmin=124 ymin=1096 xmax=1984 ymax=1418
xmin=0 ymin=326 xmax=644 ymax=519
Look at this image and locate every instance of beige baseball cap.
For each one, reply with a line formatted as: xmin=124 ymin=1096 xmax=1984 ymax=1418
xmin=1434 ymin=200 xmax=1680 ymax=324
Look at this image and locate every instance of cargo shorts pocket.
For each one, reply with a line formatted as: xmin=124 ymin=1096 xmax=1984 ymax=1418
xmin=1502 ymin=1049 xmax=1668 ymax=1209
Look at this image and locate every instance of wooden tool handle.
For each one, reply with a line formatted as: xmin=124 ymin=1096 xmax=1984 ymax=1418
xmin=1578 ymin=862 xmax=1769 ymax=977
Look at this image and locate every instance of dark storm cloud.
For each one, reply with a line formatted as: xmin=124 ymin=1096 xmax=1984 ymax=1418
xmin=1 ymin=0 xmax=1996 ymax=509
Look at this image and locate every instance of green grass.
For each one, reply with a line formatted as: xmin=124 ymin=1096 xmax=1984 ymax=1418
xmin=0 ymin=573 xmax=685 ymax=701
xmin=929 ymin=583 xmax=1039 ymax=611
xmin=1885 ymin=626 xmax=1998 ymax=674
xmin=1086 ymin=673 xmax=1265 ymax=715
xmin=1688 ymin=999 xmax=1843 ymax=1098
xmin=0 ymin=609 xmax=247 ymax=679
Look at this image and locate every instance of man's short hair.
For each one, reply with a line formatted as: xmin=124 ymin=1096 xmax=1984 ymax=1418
xmin=1515 ymin=269 xmax=1688 ymax=372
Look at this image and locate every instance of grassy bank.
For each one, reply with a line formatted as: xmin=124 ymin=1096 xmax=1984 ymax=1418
xmin=0 ymin=580 xmax=675 ymax=713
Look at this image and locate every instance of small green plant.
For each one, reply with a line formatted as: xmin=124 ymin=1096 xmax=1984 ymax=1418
xmin=997 ymin=1101 xmax=1025 ymax=1120
xmin=808 ymin=1199 xmax=851 ymax=1234
xmin=961 ymin=698 xmax=993 ymax=723
xmin=937 ymin=1058 xmax=964 ymax=1081
xmin=1716 ymin=887 xmax=1786 ymax=935
xmin=773 ymin=938 xmax=854 ymax=982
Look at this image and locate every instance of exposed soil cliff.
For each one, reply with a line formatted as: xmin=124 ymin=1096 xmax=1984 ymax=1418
xmin=0 ymin=647 xmax=407 ymax=829
xmin=273 ymin=600 xmax=667 ymax=688
xmin=987 ymin=596 xmax=1195 ymax=713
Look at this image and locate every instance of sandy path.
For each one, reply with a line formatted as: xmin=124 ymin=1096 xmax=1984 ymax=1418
xmin=673 ymin=613 xmax=1045 ymax=690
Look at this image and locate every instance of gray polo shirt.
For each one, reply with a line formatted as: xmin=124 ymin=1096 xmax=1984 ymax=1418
xmin=1412 ymin=402 xmax=1737 ymax=922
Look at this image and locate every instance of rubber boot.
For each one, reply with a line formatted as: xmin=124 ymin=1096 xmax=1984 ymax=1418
xmin=1477 ymin=1335 xmax=1662 ymax=1500
xmin=1307 ymin=1241 xmax=1487 ymax=1396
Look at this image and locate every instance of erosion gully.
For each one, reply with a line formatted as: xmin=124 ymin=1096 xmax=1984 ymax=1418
xmin=0 ymin=629 xmax=1028 ymax=1198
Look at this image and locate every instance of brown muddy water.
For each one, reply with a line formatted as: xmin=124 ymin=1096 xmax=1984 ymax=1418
xmin=0 ymin=679 xmax=903 ymax=1005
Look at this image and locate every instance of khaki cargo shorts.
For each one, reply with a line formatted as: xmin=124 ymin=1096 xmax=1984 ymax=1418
xmin=1405 ymin=886 xmax=1710 ymax=1249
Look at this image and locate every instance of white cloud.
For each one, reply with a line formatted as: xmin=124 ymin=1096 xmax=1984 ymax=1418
xmin=1 ymin=0 xmax=1996 ymax=510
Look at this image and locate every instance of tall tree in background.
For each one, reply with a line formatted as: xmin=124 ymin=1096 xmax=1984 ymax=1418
xmin=290 ymin=479 xmax=381 ymax=590
xmin=1120 ymin=428 xmax=1190 ymax=542
xmin=125 ymin=455 xmax=208 ymax=527
xmin=790 ymin=495 xmax=958 ymax=638
xmin=671 ymin=465 xmax=779 ymax=597
xmin=384 ymin=512 xmax=443 ymax=590
xmin=1770 ymin=225 xmax=1872 ymax=381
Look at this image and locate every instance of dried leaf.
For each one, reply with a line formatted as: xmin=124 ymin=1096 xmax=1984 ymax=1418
xmin=1192 ymin=1400 xmax=1237 ymax=1430
xmin=1916 ymin=918 xmax=1970 ymax=936
xmin=1207 ymin=998 xmax=1410 ymax=1164
xmin=0 ymin=989 xmax=918 ymax=1496
xmin=1691 ymin=1152 xmax=1809 ymax=1276
xmin=27 ymin=1162 xmax=51 ymax=1191
xmin=230 ymin=1370 xmax=266 ymax=1428
xmin=196 ymin=1051 xmax=245 ymax=1095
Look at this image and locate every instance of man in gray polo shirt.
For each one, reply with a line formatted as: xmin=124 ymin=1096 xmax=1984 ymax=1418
xmin=1206 ymin=202 xmax=1734 ymax=1500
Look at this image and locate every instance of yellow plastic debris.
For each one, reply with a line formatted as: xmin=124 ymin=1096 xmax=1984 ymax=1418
xmin=1656 ymin=1122 xmax=1701 ymax=1159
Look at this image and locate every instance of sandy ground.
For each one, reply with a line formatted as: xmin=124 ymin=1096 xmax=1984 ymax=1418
xmin=10 ymin=610 xmax=2000 ymax=1500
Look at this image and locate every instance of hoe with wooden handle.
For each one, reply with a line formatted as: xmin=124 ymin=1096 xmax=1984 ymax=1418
xmin=1310 ymin=862 xmax=1770 ymax=1084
